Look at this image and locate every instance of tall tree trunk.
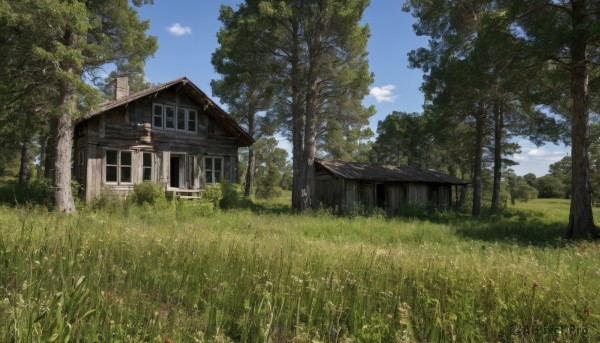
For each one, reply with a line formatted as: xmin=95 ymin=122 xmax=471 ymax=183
xmin=244 ymin=147 xmax=255 ymax=197
xmin=301 ymin=80 xmax=317 ymax=210
xmin=566 ymin=0 xmax=596 ymax=239
xmin=290 ymin=17 xmax=305 ymax=212
xmin=54 ymin=85 xmax=76 ymax=213
xmin=18 ymin=139 xmax=30 ymax=185
xmin=244 ymin=107 xmax=256 ymax=198
xmin=52 ymin=28 xmax=77 ymax=213
xmin=472 ymin=106 xmax=485 ymax=217
xmin=298 ymin=2 xmax=325 ymax=211
xmin=490 ymin=102 xmax=503 ymax=212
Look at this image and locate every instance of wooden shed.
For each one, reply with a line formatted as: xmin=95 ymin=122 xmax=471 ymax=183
xmin=314 ymin=159 xmax=468 ymax=213
xmin=72 ymin=76 xmax=253 ymax=202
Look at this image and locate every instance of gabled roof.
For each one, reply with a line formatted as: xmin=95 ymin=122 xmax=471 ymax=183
xmin=80 ymin=77 xmax=254 ymax=146
xmin=315 ymin=159 xmax=468 ymax=185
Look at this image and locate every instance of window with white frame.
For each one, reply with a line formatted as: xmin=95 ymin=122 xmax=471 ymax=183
xmin=165 ymin=105 xmax=176 ymax=130
xmin=152 ymin=102 xmax=198 ymax=133
xmin=152 ymin=104 xmax=163 ymax=128
xmin=142 ymin=152 xmax=153 ymax=181
xmin=176 ymin=107 xmax=186 ymax=131
xmin=205 ymin=157 xmax=223 ymax=184
xmin=187 ymin=110 xmax=197 ymax=132
xmin=105 ymin=150 xmax=132 ymax=184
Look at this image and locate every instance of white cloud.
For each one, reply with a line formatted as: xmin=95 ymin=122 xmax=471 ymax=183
xmin=511 ymin=142 xmax=570 ymax=176
xmin=167 ymin=23 xmax=192 ymax=36
xmin=369 ymin=84 xmax=397 ymax=103
xmin=513 ymin=147 xmax=566 ymax=163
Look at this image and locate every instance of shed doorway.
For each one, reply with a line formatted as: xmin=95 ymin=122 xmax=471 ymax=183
xmin=376 ymin=183 xmax=386 ymax=209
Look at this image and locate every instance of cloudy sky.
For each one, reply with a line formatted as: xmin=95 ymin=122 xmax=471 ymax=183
xmin=135 ymin=0 xmax=568 ymax=176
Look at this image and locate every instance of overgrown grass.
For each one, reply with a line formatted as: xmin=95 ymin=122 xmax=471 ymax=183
xmin=0 ymin=197 xmax=599 ymax=342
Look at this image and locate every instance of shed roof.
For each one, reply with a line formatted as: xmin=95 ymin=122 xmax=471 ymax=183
xmin=79 ymin=76 xmax=254 ymax=146
xmin=315 ymin=159 xmax=468 ymax=185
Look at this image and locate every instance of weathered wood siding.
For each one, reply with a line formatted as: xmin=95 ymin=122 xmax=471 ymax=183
xmin=313 ymin=169 xmax=457 ymax=214
xmin=407 ymin=183 xmax=429 ymax=204
xmin=385 ymin=183 xmax=406 ymax=211
xmin=344 ymin=180 xmax=375 ymax=209
xmin=315 ymin=172 xmax=345 ymax=212
xmin=79 ymin=87 xmax=243 ymax=202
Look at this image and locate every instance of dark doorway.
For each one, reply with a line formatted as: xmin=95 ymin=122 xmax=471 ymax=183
xmin=170 ymin=156 xmax=180 ymax=188
xmin=376 ymin=183 xmax=386 ymax=209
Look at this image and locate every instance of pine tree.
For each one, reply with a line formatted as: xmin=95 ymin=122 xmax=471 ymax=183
xmin=0 ymin=0 xmax=157 ymax=212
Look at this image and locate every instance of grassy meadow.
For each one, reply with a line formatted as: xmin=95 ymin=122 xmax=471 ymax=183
xmin=0 ymin=192 xmax=599 ymax=342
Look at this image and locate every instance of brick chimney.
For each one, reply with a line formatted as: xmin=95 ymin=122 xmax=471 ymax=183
xmin=115 ymin=77 xmax=129 ymax=100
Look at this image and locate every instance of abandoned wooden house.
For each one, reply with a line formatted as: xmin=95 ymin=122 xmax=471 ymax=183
xmin=72 ymin=76 xmax=253 ymax=202
xmin=314 ymin=159 xmax=468 ymax=213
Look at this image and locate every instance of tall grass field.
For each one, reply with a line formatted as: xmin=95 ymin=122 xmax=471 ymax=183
xmin=0 ymin=195 xmax=598 ymax=342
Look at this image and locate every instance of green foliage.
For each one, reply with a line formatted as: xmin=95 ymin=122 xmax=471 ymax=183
xmin=0 ymin=0 xmax=158 ymax=212
xmin=219 ymin=181 xmax=243 ymax=209
xmin=70 ymin=179 xmax=84 ymax=209
xmin=535 ymin=175 xmax=567 ymax=199
xmin=96 ymin=67 xmax=153 ymax=100
xmin=240 ymin=137 xmax=292 ymax=197
xmin=0 ymin=199 xmax=598 ymax=341
xmin=255 ymin=163 xmax=282 ymax=199
xmin=176 ymin=199 xmax=216 ymax=220
xmin=130 ymin=181 xmax=165 ymax=205
xmin=0 ymin=178 xmax=52 ymax=206
xmin=371 ymin=111 xmax=434 ymax=167
xmin=217 ymin=0 xmax=373 ymax=210
xmin=90 ymin=190 xmax=132 ymax=216
xmin=546 ymin=156 xmax=571 ymax=197
xmin=397 ymin=202 xmax=430 ymax=218
xmin=0 ymin=146 xmax=20 ymax=178
xmin=506 ymin=170 xmax=539 ymax=204
xmin=514 ymin=183 xmax=539 ymax=203
xmin=202 ymin=184 xmax=223 ymax=209
xmin=346 ymin=202 xmax=387 ymax=219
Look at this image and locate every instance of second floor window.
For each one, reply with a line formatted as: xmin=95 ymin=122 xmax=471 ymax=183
xmin=152 ymin=103 xmax=198 ymax=133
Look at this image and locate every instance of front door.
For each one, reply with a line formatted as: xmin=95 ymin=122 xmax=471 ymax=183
xmin=170 ymin=156 xmax=181 ymax=188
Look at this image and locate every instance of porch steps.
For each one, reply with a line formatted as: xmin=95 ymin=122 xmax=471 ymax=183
xmin=178 ymin=195 xmax=202 ymax=199
xmin=171 ymin=189 xmax=203 ymax=200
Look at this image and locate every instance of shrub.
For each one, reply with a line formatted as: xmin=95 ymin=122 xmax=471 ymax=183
xmin=130 ymin=182 xmax=165 ymax=206
xmin=92 ymin=190 xmax=131 ymax=214
xmin=176 ymin=199 xmax=216 ymax=219
xmin=256 ymin=185 xmax=282 ymax=199
xmin=220 ymin=181 xmax=242 ymax=209
xmin=398 ymin=203 xmax=428 ymax=218
xmin=346 ymin=202 xmax=387 ymax=219
xmin=202 ymin=184 xmax=223 ymax=209
xmin=0 ymin=178 xmax=52 ymax=206
xmin=71 ymin=179 xmax=84 ymax=209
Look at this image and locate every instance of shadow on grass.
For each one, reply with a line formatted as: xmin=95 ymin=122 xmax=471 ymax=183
xmin=221 ymin=197 xmax=292 ymax=215
xmin=450 ymin=209 xmax=567 ymax=247
xmin=242 ymin=201 xmax=292 ymax=215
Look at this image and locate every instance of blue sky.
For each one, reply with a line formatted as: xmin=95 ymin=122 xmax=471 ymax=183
xmin=134 ymin=0 xmax=568 ymax=176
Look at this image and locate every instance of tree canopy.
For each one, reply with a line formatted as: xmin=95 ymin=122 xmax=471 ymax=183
xmin=0 ymin=0 xmax=157 ymax=212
